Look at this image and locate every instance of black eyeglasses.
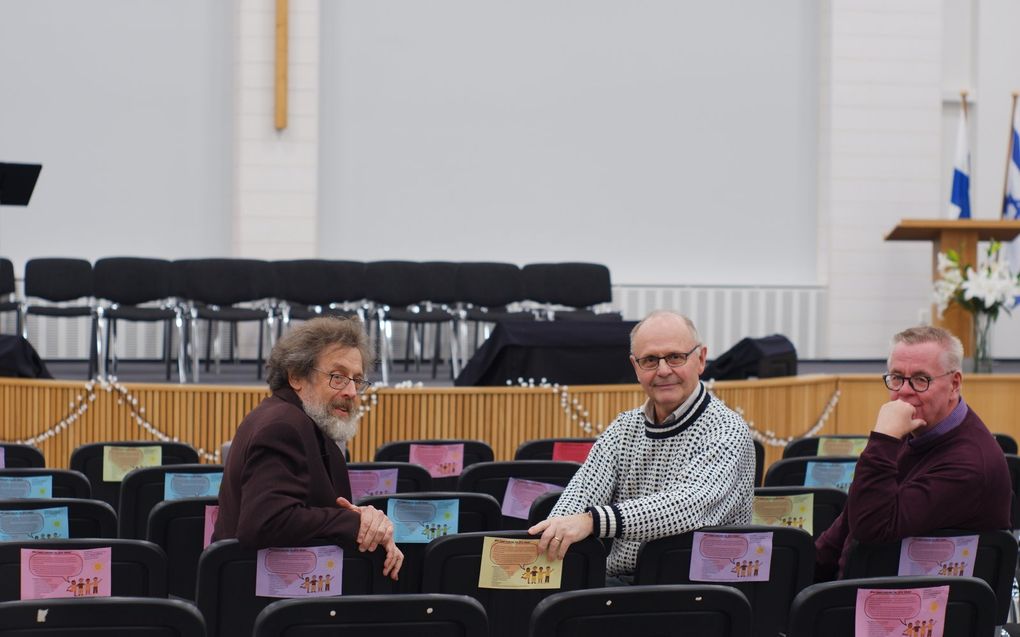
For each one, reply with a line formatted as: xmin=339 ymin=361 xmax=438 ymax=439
xmin=882 ymin=371 xmax=955 ymax=393
xmin=312 ymin=368 xmax=373 ymax=394
xmin=633 ymin=343 xmax=702 ymax=371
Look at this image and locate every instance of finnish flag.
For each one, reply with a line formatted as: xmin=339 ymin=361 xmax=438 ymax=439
xmin=949 ymin=108 xmax=971 ymax=219
xmin=1003 ymin=100 xmax=1020 ymax=273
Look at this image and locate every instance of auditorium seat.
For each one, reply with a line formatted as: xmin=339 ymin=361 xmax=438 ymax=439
xmin=634 ymin=524 xmax=814 ymax=637
xmin=346 ymin=461 xmax=433 ymax=497
xmin=513 ymin=438 xmax=596 ymax=462
xmin=0 ymin=443 xmax=45 ymax=468
xmin=22 ymin=257 xmax=99 ymax=379
xmin=421 ymin=530 xmax=606 ymax=637
xmin=0 ymin=597 xmax=206 ymax=636
xmin=0 ymin=498 xmax=116 ymax=539
xmin=782 ymin=435 xmax=869 ymax=459
xmin=0 ymin=538 xmax=168 ymax=600
xmin=787 ymin=576 xmax=996 ymax=637
xmin=118 ymin=463 xmax=224 ymax=539
xmin=456 ymin=460 xmax=580 ymax=530
xmin=253 ymin=594 xmax=489 ymax=637
xmin=0 ymin=468 xmax=91 ymax=499
xmin=146 ymin=496 xmax=218 ymax=600
xmin=69 ymin=440 xmax=200 ymax=513
xmin=995 ymin=433 xmax=1018 ymax=455
xmin=753 ymin=486 xmax=847 ymax=540
xmin=762 ymin=455 xmax=857 ymax=489
xmin=530 ymin=584 xmax=753 ymax=637
xmin=373 ymin=439 xmax=494 ymax=491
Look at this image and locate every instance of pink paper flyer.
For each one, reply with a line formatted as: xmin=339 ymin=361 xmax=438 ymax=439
xmin=203 ymin=505 xmax=219 ymax=549
xmin=20 ymin=547 xmax=112 ymax=600
xmin=897 ymin=535 xmax=978 ymax=577
xmin=689 ymin=531 xmax=773 ymax=582
xmin=501 ymin=478 xmax=563 ymax=519
xmin=409 ymin=443 xmax=464 ymax=478
xmin=854 ymin=585 xmax=948 ymax=637
xmin=255 ymin=545 xmax=342 ymax=598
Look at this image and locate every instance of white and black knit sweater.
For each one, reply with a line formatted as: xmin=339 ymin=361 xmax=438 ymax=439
xmin=549 ymin=382 xmax=755 ymax=576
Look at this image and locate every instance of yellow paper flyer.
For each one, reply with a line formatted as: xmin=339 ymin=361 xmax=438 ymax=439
xmin=102 ymin=445 xmax=162 ymax=482
xmin=477 ymin=536 xmax=562 ymax=590
xmin=752 ymin=493 xmax=814 ymax=536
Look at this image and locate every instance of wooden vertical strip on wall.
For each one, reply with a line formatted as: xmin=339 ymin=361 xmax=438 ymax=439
xmin=274 ymin=0 xmax=288 ymax=131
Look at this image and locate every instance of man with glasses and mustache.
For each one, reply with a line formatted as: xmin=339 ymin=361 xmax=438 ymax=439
xmin=529 ymin=310 xmax=755 ymax=582
xmin=214 ymin=317 xmax=403 ymax=581
xmin=815 ymin=326 xmax=1011 ymax=581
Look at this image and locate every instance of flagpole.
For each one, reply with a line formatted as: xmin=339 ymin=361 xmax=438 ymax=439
xmin=960 ymin=90 xmax=968 ymax=119
xmin=1002 ymin=92 xmax=1018 ymax=217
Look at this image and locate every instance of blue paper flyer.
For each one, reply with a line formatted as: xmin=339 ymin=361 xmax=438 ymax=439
xmin=164 ymin=472 xmax=223 ymax=500
xmin=0 ymin=507 xmax=70 ymax=540
xmin=387 ymin=498 xmax=459 ymax=543
xmin=0 ymin=476 xmax=53 ymax=499
xmin=803 ymin=461 xmax=855 ymax=492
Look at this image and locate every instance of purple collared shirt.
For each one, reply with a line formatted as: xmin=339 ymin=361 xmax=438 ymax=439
xmin=907 ymin=397 xmax=967 ymax=448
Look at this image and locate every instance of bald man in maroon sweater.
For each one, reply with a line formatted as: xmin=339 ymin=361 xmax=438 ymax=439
xmin=815 ymin=326 xmax=1012 ymax=580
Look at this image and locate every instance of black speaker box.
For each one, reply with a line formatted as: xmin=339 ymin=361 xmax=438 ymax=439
xmin=701 ymin=334 xmax=797 ymax=381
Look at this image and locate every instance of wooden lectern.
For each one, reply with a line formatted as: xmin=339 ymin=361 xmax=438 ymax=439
xmin=885 ymin=219 xmax=1020 ymax=354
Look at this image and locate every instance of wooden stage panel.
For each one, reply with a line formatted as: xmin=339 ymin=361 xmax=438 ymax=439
xmin=1 ymin=374 xmax=1016 ymax=473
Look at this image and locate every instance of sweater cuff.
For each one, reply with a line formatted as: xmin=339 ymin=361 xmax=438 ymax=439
xmin=587 ymin=505 xmax=623 ymax=538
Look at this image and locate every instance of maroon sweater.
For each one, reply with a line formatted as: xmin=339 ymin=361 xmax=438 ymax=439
xmin=815 ymin=406 xmax=1011 ymax=580
xmin=213 ymin=387 xmax=360 ymax=550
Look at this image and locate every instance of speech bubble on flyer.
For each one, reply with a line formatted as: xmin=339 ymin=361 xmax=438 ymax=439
xmin=698 ymin=534 xmax=749 ymax=560
xmin=264 ymin=549 xmax=317 ymax=576
xmin=392 ymin=500 xmax=436 ymax=523
xmin=490 ymin=538 xmax=539 ymax=576
xmin=753 ymin=495 xmax=793 ymax=519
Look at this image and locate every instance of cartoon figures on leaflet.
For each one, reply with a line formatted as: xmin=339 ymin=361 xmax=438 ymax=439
xmin=728 ymin=559 xmax=762 ymax=578
xmin=901 ymin=618 xmax=937 ymax=637
xmin=520 ymin=564 xmax=554 ymax=585
xmin=937 ymin=561 xmax=966 ymax=577
xmin=419 ymin=523 xmax=450 ymax=541
xmin=65 ymin=576 xmax=102 ymax=597
xmin=779 ymin=516 xmax=806 ymax=530
xmin=299 ymin=573 xmax=333 ymax=593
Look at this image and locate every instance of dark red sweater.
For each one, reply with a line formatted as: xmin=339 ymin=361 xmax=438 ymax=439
xmin=815 ymin=406 xmax=1011 ymax=580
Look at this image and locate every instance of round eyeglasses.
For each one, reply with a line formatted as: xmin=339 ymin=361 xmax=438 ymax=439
xmin=882 ymin=371 xmax=954 ymax=393
xmin=633 ymin=344 xmax=702 ymax=371
xmin=312 ymin=368 xmax=373 ymax=394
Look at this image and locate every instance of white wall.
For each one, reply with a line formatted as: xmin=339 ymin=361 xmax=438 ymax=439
xmin=318 ymin=0 xmax=820 ymax=287
xmin=0 ymin=0 xmax=233 ymax=270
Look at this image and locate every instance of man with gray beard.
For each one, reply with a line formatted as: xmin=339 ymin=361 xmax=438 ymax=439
xmin=213 ymin=317 xmax=403 ymax=580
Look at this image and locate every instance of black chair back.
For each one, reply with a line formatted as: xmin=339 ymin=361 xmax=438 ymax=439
xmin=374 ymin=439 xmax=494 ymax=491
xmin=0 ymin=443 xmax=45 ymax=468
xmin=23 ymin=258 xmax=93 ymax=303
xmin=994 ymin=433 xmax=1018 ymax=455
xmin=763 ymin=455 xmax=858 ymax=489
xmin=530 ymin=584 xmax=753 ymax=637
xmin=843 ymin=528 xmax=1017 ymax=625
xmin=346 ymin=461 xmax=433 ymax=498
xmin=1003 ymin=454 xmax=1020 ymax=529
xmin=0 ymin=498 xmax=116 ymax=538
xmin=0 ymin=468 xmax=91 ymax=499
xmin=634 ymin=524 xmax=814 ymax=637
xmin=147 ymin=496 xmax=218 ymax=600
xmin=421 ymin=530 xmax=606 ymax=637
xmin=753 ymin=438 xmax=764 ymax=486
xmin=527 ymin=490 xmax=562 ymax=527
xmin=118 ymin=463 xmax=223 ymax=539
xmin=787 ymin=576 xmax=996 ymax=637
xmin=68 ymin=441 xmax=199 ymax=512
xmin=273 ymin=259 xmax=366 ymax=307
xmin=196 ymin=538 xmax=394 ymax=637
xmin=0 ymin=597 xmax=206 ymax=636
xmin=93 ymin=257 xmax=173 ymax=306
xmin=0 ymin=538 xmax=168 ymax=600
xmin=457 ymin=262 xmax=526 ymax=308
xmin=456 ymin=461 xmax=580 ymax=530
xmin=513 ymin=438 xmax=595 ymax=461
xmin=753 ymin=486 xmax=847 ymax=540
xmin=253 ymin=594 xmax=489 ymax=637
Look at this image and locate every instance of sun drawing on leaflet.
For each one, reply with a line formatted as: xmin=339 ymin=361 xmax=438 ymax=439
xmin=930 ymin=601 xmax=940 ymax=612
xmin=961 ymin=548 xmax=970 ymax=557
xmin=755 ymin=546 xmax=765 ymax=555
xmin=326 ymin=560 xmax=335 ymax=569
xmin=93 ymin=562 xmax=103 ymax=572
xmin=443 ymin=511 xmax=453 ymax=521
xmin=52 ymin=520 xmax=61 ymax=528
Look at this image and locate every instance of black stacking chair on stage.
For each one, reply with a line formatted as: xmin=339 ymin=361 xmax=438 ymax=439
xmin=456 ymin=262 xmax=534 ymax=357
xmin=0 ymin=257 xmax=21 ymax=335
xmin=421 ymin=530 xmax=606 ymax=637
xmin=530 ymin=584 xmax=753 ymax=637
xmin=358 ymin=491 xmax=503 ymax=594
xmin=273 ymin=259 xmax=367 ymax=333
xmin=0 ymin=498 xmax=116 ymax=538
xmin=513 ymin=438 xmax=596 ymax=461
xmin=94 ymin=257 xmax=185 ymax=382
xmin=347 ymin=461 xmax=433 ymax=497
xmin=522 ymin=263 xmax=621 ymax=321
xmin=197 ymin=539 xmax=394 ymax=637
xmin=118 ymin=463 xmax=223 ymax=539
xmin=0 ymin=468 xmax=91 ymax=499
xmin=22 ymin=258 xmax=99 ymax=378
xmin=69 ymin=440 xmax=200 ymax=512
xmin=0 ymin=443 xmax=45 ymax=468
xmin=0 ymin=598 xmax=206 ymax=637
xmin=763 ymin=455 xmax=858 ymax=488
xmin=173 ymin=258 xmax=277 ymax=381
xmin=753 ymin=486 xmax=847 ymax=540
xmin=253 ymin=594 xmax=489 ymax=637
xmin=843 ymin=528 xmax=1017 ymax=626
xmin=457 ymin=461 xmax=580 ymax=530
xmin=787 ymin=576 xmax=996 ymax=637
xmin=634 ymin=525 xmax=814 ymax=637
xmin=374 ymin=439 xmax=494 ymax=491
xmin=782 ymin=434 xmax=868 ymax=459
xmin=365 ymin=261 xmax=461 ymax=383
xmin=147 ymin=496 xmax=218 ymax=600
xmin=995 ymin=433 xmax=1018 ymax=455
xmin=0 ymin=538 xmax=168 ymax=600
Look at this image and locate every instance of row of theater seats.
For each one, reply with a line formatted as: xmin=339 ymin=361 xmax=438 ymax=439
xmin=0 ymin=258 xmax=620 ymax=382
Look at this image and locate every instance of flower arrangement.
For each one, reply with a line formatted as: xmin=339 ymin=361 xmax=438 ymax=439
xmin=933 ymin=240 xmax=1020 ymax=372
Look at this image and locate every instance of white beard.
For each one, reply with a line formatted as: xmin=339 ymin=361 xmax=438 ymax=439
xmin=303 ymin=400 xmax=359 ymax=444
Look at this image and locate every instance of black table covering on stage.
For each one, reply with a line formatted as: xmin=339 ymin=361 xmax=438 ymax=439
xmin=0 ymin=335 xmax=52 ymax=379
xmin=455 ymin=320 xmax=638 ymax=386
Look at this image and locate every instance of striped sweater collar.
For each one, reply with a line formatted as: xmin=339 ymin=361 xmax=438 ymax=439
xmin=643 ymin=382 xmax=711 ymax=439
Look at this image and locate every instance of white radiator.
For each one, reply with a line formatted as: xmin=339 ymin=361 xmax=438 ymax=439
xmin=613 ymin=285 xmax=827 ymax=360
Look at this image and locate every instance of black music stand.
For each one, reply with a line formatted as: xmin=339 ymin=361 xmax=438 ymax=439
xmin=0 ymin=163 xmax=42 ymax=206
